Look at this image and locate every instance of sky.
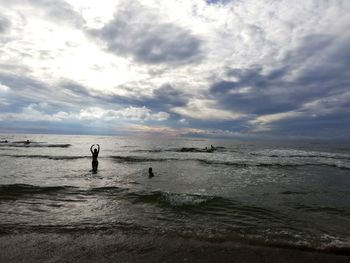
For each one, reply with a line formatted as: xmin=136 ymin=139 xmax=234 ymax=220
xmin=0 ymin=0 xmax=349 ymax=139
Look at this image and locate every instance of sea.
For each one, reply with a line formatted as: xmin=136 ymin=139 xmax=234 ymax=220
xmin=0 ymin=134 xmax=349 ymax=251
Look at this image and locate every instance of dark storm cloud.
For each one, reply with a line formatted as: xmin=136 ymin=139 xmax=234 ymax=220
xmin=203 ymin=33 xmax=350 ymax=137
xmin=148 ymin=84 xmax=189 ymax=110
xmin=210 ymin=67 xmax=298 ymax=114
xmin=210 ymin=34 xmax=350 ymax=116
xmin=294 ymin=36 xmax=350 ymax=85
xmin=0 ymin=73 xmax=115 ymax=116
xmin=261 ymin=112 xmax=350 ymax=138
xmin=89 ymin=2 xmax=202 ymax=64
xmin=88 ymin=84 xmax=189 ymax=120
xmin=0 ymin=73 xmax=130 ymax=111
xmin=0 ymin=73 xmax=75 ymax=113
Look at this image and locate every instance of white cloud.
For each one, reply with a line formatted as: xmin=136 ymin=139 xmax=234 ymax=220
xmin=2 ymin=0 xmax=349 ymax=96
xmin=79 ymin=106 xmax=169 ymax=121
xmin=173 ymin=99 xmax=245 ymax=120
xmin=179 ymin=118 xmax=188 ymax=124
xmin=0 ymin=104 xmax=169 ymax=122
xmin=301 ymin=91 xmax=350 ymax=115
xmin=124 ymin=123 xmax=248 ymax=138
xmin=228 ymin=86 xmax=253 ymax=95
xmin=0 ymin=83 xmax=9 ymax=92
xmin=249 ymin=111 xmax=303 ymax=131
xmin=0 ymin=104 xmax=64 ymax=122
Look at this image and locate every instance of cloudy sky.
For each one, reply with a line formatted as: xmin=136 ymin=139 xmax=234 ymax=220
xmin=0 ymin=0 xmax=349 ymax=139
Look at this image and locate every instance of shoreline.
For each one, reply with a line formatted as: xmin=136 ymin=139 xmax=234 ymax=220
xmin=1 ymin=230 xmax=349 ymax=263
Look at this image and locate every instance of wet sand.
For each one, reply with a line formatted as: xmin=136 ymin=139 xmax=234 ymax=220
xmin=0 ymin=231 xmax=349 ymax=263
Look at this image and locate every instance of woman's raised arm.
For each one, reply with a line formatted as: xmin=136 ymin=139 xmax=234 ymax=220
xmin=90 ymin=144 xmax=94 ymax=154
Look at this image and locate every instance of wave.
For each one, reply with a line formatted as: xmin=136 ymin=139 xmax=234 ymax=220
xmin=177 ymin=147 xmax=216 ymax=153
xmin=132 ymin=149 xmax=164 ymax=153
xmin=0 ymin=184 xmax=78 ymax=196
xmin=250 ymin=150 xmax=350 ymax=161
xmin=293 ymin=203 xmax=350 ymax=217
xmin=0 ymin=184 xmax=274 ymax=216
xmin=110 ymin=155 xmax=179 ymax=162
xmin=252 ymin=153 xmax=350 ymax=161
xmin=185 ymin=158 xmax=350 ymax=171
xmin=0 ymin=184 xmax=134 ymax=199
xmin=86 ymin=186 xmax=129 ymax=195
xmin=1 ymin=154 xmax=88 ymax=160
xmin=202 ymin=159 xmax=350 ymax=171
xmin=0 ymin=185 xmax=132 ymax=202
xmin=100 ymin=190 xmax=291 ymax=227
xmin=280 ymin=191 xmax=309 ymax=195
xmin=126 ymin=190 xmax=217 ymax=207
xmin=0 ymin=143 xmax=71 ymax=148
xmin=254 ymin=162 xmax=350 ymax=170
xmin=123 ymin=191 xmax=289 ymax=224
xmin=131 ymin=146 xmax=227 ymax=153
xmin=112 ymin=155 xmax=350 ymax=170
xmin=0 ymin=184 xmax=219 ymax=208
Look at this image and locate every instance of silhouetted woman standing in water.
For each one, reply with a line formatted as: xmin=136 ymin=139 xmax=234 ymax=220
xmin=90 ymin=144 xmax=100 ymax=172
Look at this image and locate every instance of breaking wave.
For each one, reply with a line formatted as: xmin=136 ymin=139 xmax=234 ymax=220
xmin=250 ymin=149 xmax=350 ymax=160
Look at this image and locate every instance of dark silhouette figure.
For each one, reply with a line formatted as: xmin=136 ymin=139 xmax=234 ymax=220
xmin=90 ymin=144 xmax=100 ymax=172
xmin=148 ymin=167 xmax=154 ymax=178
xmin=25 ymin=140 xmax=30 ymax=144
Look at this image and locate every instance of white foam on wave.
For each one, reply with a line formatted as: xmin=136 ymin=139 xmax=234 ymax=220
xmin=319 ymin=234 xmax=350 ymax=249
xmin=252 ymin=149 xmax=350 ymax=159
xmin=160 ymin=192 xmax=213 ymax=207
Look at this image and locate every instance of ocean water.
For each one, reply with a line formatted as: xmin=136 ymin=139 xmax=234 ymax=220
xmin=0 ymin=134 xmax=350 ymax=250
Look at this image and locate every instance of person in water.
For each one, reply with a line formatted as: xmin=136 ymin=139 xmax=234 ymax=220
xmin=90 ymin=144 xmax=100 ymax=172
xmin=148 ymin=167 xmax=154 ymax=178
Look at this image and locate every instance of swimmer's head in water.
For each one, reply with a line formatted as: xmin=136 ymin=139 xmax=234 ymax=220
xmin=148 ymin=167 xmax=154 ymax=177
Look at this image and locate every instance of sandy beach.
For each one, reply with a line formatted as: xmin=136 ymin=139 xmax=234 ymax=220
xmin=1 ymin=230 xmax=349 ymax=263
